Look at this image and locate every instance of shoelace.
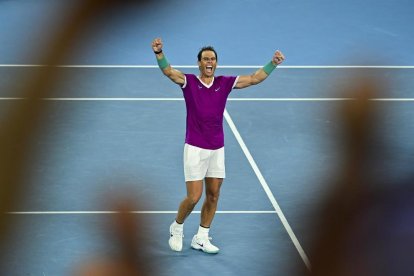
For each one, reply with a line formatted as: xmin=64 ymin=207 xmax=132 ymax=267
xmin=197 ymin=236 xmax=213 ymax=243
xmin=171 ymin=228 xmax=183 ymax=237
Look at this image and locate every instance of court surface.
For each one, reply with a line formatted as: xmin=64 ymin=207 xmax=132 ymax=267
xmin=1 ymin=1 xmax=413 ymax=275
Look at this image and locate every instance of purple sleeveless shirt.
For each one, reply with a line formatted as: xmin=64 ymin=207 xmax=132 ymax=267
xmin=181 ymin=74 xmax=239 ymax=150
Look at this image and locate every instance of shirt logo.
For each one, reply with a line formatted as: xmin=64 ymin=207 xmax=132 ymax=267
xmin=214 ymin=87 xmax=220 ymax=92
xmin=198 ymin=85 xmax=203 ymax=89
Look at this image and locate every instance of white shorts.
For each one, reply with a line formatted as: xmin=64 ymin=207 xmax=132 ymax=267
xmin=183 ymin=143 xmax=225 ymax=182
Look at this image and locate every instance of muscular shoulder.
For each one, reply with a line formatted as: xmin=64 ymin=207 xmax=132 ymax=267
xmin=216 ymin=75 xmax=232 ymax=80
xmin=216 ymin=75 xmax=238 ymax=89
xmin=184 ymin=74 xmax=197 ymax=81
xmin=182 ymin=74 xmax=196 ymax=89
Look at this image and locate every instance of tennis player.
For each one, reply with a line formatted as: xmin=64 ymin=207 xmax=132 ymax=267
xmin=152 ymin=37 xmax=284 ymax=254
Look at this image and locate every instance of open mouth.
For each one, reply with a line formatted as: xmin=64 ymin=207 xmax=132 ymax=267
xmin=206 ymin=66 xmax=213 ymax=73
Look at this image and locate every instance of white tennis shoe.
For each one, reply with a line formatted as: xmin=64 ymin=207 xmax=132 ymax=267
xmin=191 ymin=234 xmax=219 ymax=254
xmin=169 ymin=223 xmax=184 ymax=252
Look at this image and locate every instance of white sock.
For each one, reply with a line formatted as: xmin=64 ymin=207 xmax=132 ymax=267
xmin=172 ymin=220 xmax=183 ymax=230
xmin=197 ymin=225 xmax=209 ymax=238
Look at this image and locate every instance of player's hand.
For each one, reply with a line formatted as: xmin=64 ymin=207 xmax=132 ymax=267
xmin=152 ymin=38 xmax=163 ymax=53
xmin=272 ymin=50 xmax=285 ymax=65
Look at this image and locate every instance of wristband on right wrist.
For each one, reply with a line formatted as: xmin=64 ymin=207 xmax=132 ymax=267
xmin=263 ymin=61 xmax=276 ymax=75
xmin=157 ymin=55 xmax=169 ymax=70
xmin=154 ymin=49 xmax=162 ymax=54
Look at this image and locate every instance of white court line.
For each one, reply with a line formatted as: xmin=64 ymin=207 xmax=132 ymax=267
xmin=43 ymin=98 xmax=183 ymax=101
xmin=223 ymin=109 xmax=311 ymax=270
xmin=1 ymin=64 xmax=414 ymax=69
xmin=231 ymin=98 xmax=414 ymax=101
xmin=7 ymin=210 xmax=277 ymax=215
xmin=1 ymin=97 xmax=414 ymax=101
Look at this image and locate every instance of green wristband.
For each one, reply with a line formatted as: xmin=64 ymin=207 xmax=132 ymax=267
xmin=157 ymin=55 xmax=169 ymax=70
xmin=263 ymin=61 xmax=276 ymax=75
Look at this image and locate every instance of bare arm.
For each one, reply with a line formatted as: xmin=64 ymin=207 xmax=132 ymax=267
xmin=152 ymin=38 xmax=185 ymax=86
xmin=234 ymin=50 xmax=285 ymax=89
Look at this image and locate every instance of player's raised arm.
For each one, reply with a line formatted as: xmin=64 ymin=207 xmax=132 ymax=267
xmin=234 ymin=50 xmax=285 ymax=89
xmin=152 ymin=38 xmax=185 ymax=86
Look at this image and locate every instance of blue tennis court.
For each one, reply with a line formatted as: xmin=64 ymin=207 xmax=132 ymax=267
xmin=1 ymin=1 xmax=413 ymax=275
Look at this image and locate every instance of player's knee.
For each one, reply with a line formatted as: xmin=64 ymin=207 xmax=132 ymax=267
xmin=206 ymin=192 xmax=220 ymax=203
xmin=188 ymin=194 xmax=201 ymax=206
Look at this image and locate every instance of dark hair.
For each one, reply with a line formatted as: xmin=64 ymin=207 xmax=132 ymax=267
xmin=197 ymin=46 xmax=218 ymax=61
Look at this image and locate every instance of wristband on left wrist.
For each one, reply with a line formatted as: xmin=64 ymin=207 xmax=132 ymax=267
xmin=263 ymin=61 xmax=276 ymax=75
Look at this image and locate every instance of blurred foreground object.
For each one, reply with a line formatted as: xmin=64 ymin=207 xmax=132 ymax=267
xmin=1 ymin=1 xmax=157 ymax=275
xmin=303 ymin=74 xmax=414 ymax=276
xmin=74 ymin=192 xmax=156 ymax=276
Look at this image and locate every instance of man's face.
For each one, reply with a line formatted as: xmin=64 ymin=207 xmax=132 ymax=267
xmin=198 ymin=50 xmax=217 ymax=77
